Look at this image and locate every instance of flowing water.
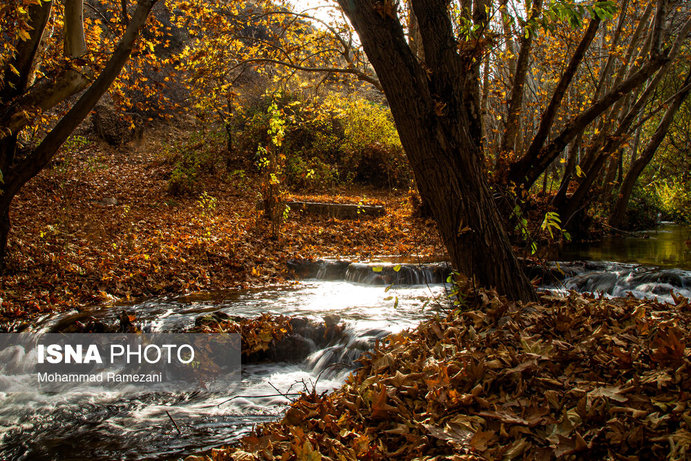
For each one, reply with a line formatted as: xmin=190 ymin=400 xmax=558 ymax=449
xmin=1 ymin=225 xmax=690 ymax=460
xmin=0 ymin=264 xmax=451 ymax=460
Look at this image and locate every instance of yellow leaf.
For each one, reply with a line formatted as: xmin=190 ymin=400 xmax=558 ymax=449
xmin=17 ymin=28 xmax=31 ymax=41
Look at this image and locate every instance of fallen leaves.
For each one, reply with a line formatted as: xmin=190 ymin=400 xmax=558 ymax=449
xmin=192 ymin=312 xmax=293 ymax=357
xmin=210 ymin=288 xmax=690 ymax=460
xmin=0 ymin=133 xmax=443 ymax=327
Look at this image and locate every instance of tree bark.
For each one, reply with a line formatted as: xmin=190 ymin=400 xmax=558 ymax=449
xmin=406 ymin=0 xmax=424 ymax=61
xmin=337 ymin=0 xmax=536 ymax=301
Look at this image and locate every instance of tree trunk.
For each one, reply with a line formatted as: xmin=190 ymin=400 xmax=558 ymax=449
xmin=64 ymin=0 xmax=87 ymax=57
xmin=121 ymin=0 xmax=130 ymax=25
xmin=609 ymin=73 xmax=691 ymax=227
xmin=553 ymin=134 xmax=581 ymax=207
xmin=500 ymin=0 xmax=543 ymax=160
xmin=338 ymin=0 xmax=536 ymax=301
xmin=0 ymin=0 xmax=159 ymax=267
xmin=406 ymin=0 xmax=424 ymax=61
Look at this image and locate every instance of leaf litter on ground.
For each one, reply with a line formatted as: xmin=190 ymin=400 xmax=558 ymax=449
xmin=206 ymin=287 xmax=689 ymax=460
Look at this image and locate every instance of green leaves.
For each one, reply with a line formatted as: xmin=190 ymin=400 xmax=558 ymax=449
xmin=548 ymin=1 xmax=586 ymax=29
xmin=540 ymin=211 xmax=571 ymax=242
xmin=544 ymin=0 xmax=615 ymax=29
xmin=540 ymin=211 xmax=562 ymax=239
xmin=592 ymin=1 xmax=617 ymax=20
xmin=267 ymin=101 xmax=286 ymax=148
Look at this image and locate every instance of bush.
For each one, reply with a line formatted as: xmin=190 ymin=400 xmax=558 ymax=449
xmin=285 ymin=155 xmax=338 ymax=189
xmin=624 ymin=179 xmax=691 ymax=229
xmin=165 ymin=129 xmax=227 ymax=196
xmin=625 ymin=184 xmax=664 ymax=229
xmin=230 ymin=90 xmax=411 ymax=190
xmin=655 ymin=179 xmax=691 ymax=223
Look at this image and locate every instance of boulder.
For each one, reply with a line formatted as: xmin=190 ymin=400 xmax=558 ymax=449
xmin=92 ymin=103 xmax=144 ymax=146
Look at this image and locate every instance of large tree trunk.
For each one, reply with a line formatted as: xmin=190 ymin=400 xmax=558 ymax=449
xmin=338 ymin=0 xmax=536 ymax=301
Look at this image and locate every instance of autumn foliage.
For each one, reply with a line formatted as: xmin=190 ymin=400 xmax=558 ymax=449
xmin=213 ymin=289 xmax=691 ymax=460
xmin=0 ymin=129 xmax=442 ymax=327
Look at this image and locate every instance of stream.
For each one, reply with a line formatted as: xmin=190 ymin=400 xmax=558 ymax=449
xmin=1 ymin=224 xmax=690 ymax=460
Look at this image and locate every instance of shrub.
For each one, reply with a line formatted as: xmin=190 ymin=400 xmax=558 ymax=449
xmin=655 ymin=179 xmax=691 ymax=223
xmin=165 ymin=129 xmax=227 ymax=196
xmin=625 ymin=184 xmax=664 ymax=229
xmin=230 ymin=90 xmax=411 ymax=190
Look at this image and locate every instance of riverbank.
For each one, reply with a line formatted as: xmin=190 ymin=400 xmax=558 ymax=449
xmin=207 ymin=286 xmax=691 ymax=460
xmin=0 ymin=129 xmax=443 ymax=327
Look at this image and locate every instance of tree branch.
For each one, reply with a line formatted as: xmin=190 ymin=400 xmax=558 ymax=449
xmin=508 ymin=56 xmax=667 ymax=189
xmin=510 ymin=16 xmax=601 ymax=185
xmin=235 ymin=57 xmax=382 ymax=91
xmin=500 ymin=0 xmax=543 ymax=156
xmin=7 ymin=0 xmax=159 ymax=198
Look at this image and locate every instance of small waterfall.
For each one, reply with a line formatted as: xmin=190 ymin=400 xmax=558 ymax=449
xmin=305 ymin=327 xmax=389 ymax=378
xmin=289 ymin=259 xmax=452 ymax=286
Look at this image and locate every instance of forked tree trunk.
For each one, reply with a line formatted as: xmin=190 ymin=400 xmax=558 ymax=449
xmin=0 ymin=0 xmax=158 ymax=267
xmin=338 ymin=0 xmax=536 ymax=301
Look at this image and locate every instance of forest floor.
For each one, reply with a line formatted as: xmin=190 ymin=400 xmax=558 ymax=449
xmin=0 ymin=126 xmax=443 ymax=327
xmin=210 ymin=287 xmax=690 ymax=461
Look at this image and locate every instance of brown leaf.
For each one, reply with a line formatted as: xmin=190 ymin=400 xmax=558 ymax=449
xmin=469 ymin=430 xmax=496 ymax=452
xmin=422 ymin=422 xmax=473 ymax=447
xmin=651 ymin=327 xmax=685 ymax=364
xmin=370 ymin=385 xmax=396 ymax=419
